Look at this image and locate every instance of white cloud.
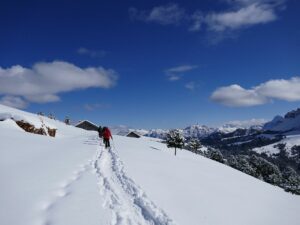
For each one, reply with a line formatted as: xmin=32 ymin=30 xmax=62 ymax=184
xmin=84 ymin=103 xmax=111 ymax=111
xmin=77 ymin=47 xmax=106 ymax=58
xmin=189 ymin=11 xmax=204 ymax=31
xmin=256 ymin=77 xmax=300 ymax=101
xmin=168 ymin=75 xmax=182 ymax=81
xmin=185 ymin=82 xmax=197 ymax=90
xmin=224 ymin=0 xmax=285 ymax=7
xmin=0 ymin=61 xmax=118 ymax=107
xmin=211 ymin=77 xmax=300 ymax=107
xmin=211 ymin=84 xmax=268 ymax=107
xmin=165 ymin=65 xmax=198 ymax=81
xmin=205 ymin=3 xmax=277 ymax=32
xmin=131 ymin=1 xmax=286 ymax=41
xmin=166 ymin=65 xmax=198 ymax=73
xmin=0 ymin=96 xmax=28 ymax=109
xmin=129 ymin=4 xmax=186 ymax=25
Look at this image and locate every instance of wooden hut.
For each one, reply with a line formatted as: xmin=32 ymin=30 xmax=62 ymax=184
xmin=75 ymin=120 xmax=98 ymax=131
xmin=126 ymin=131 xmax=141 ymax=138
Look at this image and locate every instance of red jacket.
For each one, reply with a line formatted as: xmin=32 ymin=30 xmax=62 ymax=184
xmin=103 ymin=128 xmax=112 ymax=139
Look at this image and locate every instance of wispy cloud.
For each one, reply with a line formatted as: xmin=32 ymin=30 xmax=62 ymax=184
xmin=185 ymin=82 xmax=197 ymax=90
xmin=129 ymin=3 xmax=186 ymax=25
xmin=130 ymin=0 xmax=287 ymax=42
xmin=211 ymin=76 xmax=300 ymax=107
xmin=84 ymin=103 xmax=111 ymax=111
xmin=0 ymin=61 xmax=118 ymax=108
xmin=0 ymin=96 xmax=28 ymax=109
xmin=77 ymin=47 xmax=107 ymax=58
xmin=165 ymin=65 xmax=198 ymax=81
xmin=202 ymin=2 xmax=277 ymax=32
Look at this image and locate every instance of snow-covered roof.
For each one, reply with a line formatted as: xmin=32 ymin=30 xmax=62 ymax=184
xmin=126 ymin=131 xmax=142 ymax=137
xmin=75 ymin=120 xmax=98 ymax=128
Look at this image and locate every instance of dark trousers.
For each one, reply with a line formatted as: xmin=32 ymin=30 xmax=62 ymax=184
xmin=103 ymin=138 xmax=110 ymax=148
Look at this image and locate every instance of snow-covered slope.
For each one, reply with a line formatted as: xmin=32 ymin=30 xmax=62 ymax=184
xmin=146 ymin=129 xmax=169 ymax=139
xmin=1 ymin=104 xmax=300 ymax=225
xmin=253 ymin=134 xmax=300 ymax=156
xmin=0 ymin=104 xmax=84 ymax=138
xmin=146 ymin=125 xmax=215 ymax=140
xmin=218 ymin=119 xmax=265 ymax=133
xmin=182 ymin=124 xmax=215 ymax=138
xmin=146 ymin=121 xmax=265 ymax=140
xmin=263 ymin=108 xmax=300 ymax=133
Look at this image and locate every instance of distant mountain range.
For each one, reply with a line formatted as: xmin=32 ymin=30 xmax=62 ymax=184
xmin=114 ymin=108 xmax=300 ymax=141
xmin=144 ymin=120 xmax=266 ymax=140
xmin=263 ymin=108 xmax=300 ymax=134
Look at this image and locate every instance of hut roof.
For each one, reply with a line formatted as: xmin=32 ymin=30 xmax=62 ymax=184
xmin=75 ymin=120 xmax=98 ymax=127
xmin=126 ymin=131 xmax=142 ymax=138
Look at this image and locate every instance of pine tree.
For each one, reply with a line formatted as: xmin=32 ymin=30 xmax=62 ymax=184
xmin=48 ymin=113 xmax=55 ymax=120
xmin=166 ymin=129 xmax=185 ymax=156
xmin=207 ymin=148 xmax=224 ymax=163
xmin=282 ymin=167 xmax=300 ymax=194
xmin=227 ymin=155 xmax=238 ymax=168
xmin=291 ymin=145 xmax=300 ymax=162
xmin=249 ymin=155 xmax=282 ymax=185
xmin=235 ymin=155 xmax=256 ymax=176
xmin=187 ymin=138 xmax=202 ymax=154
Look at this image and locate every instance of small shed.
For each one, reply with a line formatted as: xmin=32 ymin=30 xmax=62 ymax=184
xmin=126 ymin=131 xmax=141 ymax=138
xmin=75 ymin=120 xmax=98 ymax=131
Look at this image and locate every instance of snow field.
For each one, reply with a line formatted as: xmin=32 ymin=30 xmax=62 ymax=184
xmin=253 ymin=134 xmax=300 ymax=156
xmin=1 ymin=104 xmax=300 ymax=225
xmin=114 ymin=135 xmax=300 ymax=225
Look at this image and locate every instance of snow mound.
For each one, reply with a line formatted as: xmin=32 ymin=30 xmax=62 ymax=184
xmin=0 ymin=104 xmax=92 ymax=138
xmin=0 ymin=118 xmax=24 ymax=132
xmin=0 ymin=104 xmax=56 ymax=130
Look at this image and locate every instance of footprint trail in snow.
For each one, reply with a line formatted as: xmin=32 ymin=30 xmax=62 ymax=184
xmin=37 ymin=136 xmax=175 ymax=225
xmin=92 ymin=139 xmax=176 ymax=225
xmin=37 ymin=162 xmax=91 ymax=225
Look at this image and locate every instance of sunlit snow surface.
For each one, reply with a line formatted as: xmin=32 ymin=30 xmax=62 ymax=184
xmin=1 ymin=104 xmax=300 ymax=225
xmin=253 ymin=135 xmax=300 ymax=156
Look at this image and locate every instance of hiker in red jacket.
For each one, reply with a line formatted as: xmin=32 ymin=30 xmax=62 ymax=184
xmin=102 ymin=126 xmax=112 ymax=148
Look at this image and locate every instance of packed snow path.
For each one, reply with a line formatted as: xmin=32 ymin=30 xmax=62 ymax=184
xmin=92 ymin=137 xmax=176 ymax=225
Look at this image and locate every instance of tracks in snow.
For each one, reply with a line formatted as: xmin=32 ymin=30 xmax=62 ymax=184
xmin=38 ymin=161 xmax=91 ymax=225
xmin=38 ymin=136 xmax=175 ymax=225
xmin=92 ymin=141 xmax=176 ymax=225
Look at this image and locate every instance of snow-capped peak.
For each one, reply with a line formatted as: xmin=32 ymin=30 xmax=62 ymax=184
xmin=263 ymin=108 xmax=300 ymax=133
xmin=218 ymin=119 xmax=266 ymax=133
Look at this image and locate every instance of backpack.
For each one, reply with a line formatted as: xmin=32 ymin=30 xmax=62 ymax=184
xmin=98 ymin=126 xmax=103 ymax=138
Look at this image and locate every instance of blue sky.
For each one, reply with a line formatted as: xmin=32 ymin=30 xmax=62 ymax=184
xmin=0 ymin=0 xmax=299 ymax=129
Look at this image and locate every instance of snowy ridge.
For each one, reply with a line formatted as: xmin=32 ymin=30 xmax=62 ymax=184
xmin=218 ymin=119 xmax=265 ymax=133
xmin=92 ymin=139 xmax=175 ymax=225
xmin=263 ymin=108 xmax=300 ymax=133
xmin=253 ymin=134 xmax=300 ymax=156
xmin=0 ymin=104 xmax=56 ymax=129
xmin=145 ymin=120 xmax=266 ymax=140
